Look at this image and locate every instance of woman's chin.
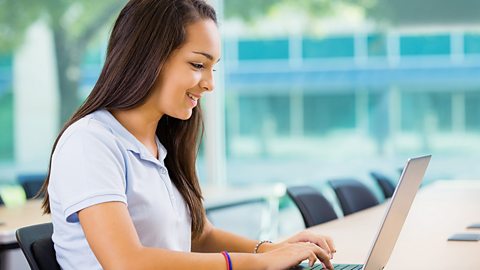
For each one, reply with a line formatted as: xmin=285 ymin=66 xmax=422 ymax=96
xmin=168 ymin=111 xmax=192 ymax=121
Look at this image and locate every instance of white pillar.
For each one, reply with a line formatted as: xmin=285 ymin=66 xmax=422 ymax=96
xmin=204 ymin=0 xmax=227 ymax=186
xmin=354 ymin=32 xmax=368 ymax=66
xmin=387 ymin=32 xmax=400 ymax=67
xmin=13 ymin=21 xmax=59 ymax=173
xmin=290 ymin=89 xmax=303 ymax=137
xmin=388 ymin=86 xmax=401 ymax=155
xmin=289 ymin=34 xmax=303 ymax=68
xmin=355 ymin=89 xmax=369 ymax=134
xmin=450 ymin=31 xmax=464 ymax=64
xmin=452 ymin=92 xmax=465 ymax=133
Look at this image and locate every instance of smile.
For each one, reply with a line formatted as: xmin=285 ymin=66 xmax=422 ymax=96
xmin=187 ymin=92 xmax=200 ymax=102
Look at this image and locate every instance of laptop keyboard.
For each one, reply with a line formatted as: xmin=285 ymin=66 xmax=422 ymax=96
xmin=293 ymin=264 xmax=363 ymax=270
xmin=330 ymin=265 xmax=363 ymax=270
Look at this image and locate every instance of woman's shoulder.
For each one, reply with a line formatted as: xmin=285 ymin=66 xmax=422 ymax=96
xmin=56 ymin=110 xmax=118 ymax=152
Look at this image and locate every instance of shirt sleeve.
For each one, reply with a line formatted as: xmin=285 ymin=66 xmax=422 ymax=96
xmin=49 ymin=121 xmax=127 ymax=223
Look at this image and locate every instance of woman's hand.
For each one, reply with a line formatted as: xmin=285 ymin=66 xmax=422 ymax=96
xmin=259 ymin=230 xmax=337 ymax=269
xmin=259 ymin=231 xmax=336 ymax=260
xmin=257 ymin=242 xmax=334 ymax=270
xmin=281 ymin=230 xmax=336 ymax=259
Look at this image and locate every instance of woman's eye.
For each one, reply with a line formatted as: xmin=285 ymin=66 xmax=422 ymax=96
xmin=190 ymin=63 xmax=204 ymax=69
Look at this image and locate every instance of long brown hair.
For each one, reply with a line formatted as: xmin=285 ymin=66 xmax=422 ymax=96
xmin=39 ymin=0 xmax=217 ymax=239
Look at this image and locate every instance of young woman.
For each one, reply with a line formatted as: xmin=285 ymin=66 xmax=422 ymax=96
xmin=39 ymin=0 xmax=335 ymax=269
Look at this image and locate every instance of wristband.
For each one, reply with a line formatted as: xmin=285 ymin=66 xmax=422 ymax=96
xmin=221 ymin=251 xmax=232 ymax=270
xmin=253 ymin=240 xmax=272 ymax=254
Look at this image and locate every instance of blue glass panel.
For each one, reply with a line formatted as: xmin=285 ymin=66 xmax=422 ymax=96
xmin=401 ymin=92 xmax=452 ymax=132
xmin=466 ymin=91 xmax=480 ymax=131
xmin=0 ymin=54 xmax=13 ymax=96
xmin=303 ymin=37 xmax=354 ymax=58
xmin=238 ymin=94 xmax=290 ymax=136
xmin=82 ymin=48 xmax=104 ymax=66
xmin=400 ymin=35 xmax=451 ymax=55
xmin=238 ymin=39 xmax=289 ymax=60
xmin=367 ymin=34 xmax=387 ymax=57
xmin=464 ymin=33 xmax=480 ymax=54
xmin=0 ymin=92 xmax=13 ymax=161
xmin=0 ymin=54 xmax=12 ymax=67
xmin=303 ymin=92 xmax=355 ymax=135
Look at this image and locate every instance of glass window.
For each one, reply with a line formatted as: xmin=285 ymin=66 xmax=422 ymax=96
xmin=367 ymin=34 xmax=387 ymax=57
xmin=238 ymin=39 xmax=289 ymax=60
xmin=401 ymin=91 xmax=452 ymax=132
xmin=465 ymin=91 xmax=480 ymax=131
xmin=400 ymin=35 xmax=451 ymax=56
xmin=464 ymin=33 xmax=480 ymax=55
xmin=0 ymin=53 xmax=13 ymax=162
xmin=303 ymin=92 xmax=356 ymax=135
xmin=303 ymin=36 xmax=355 ymax=59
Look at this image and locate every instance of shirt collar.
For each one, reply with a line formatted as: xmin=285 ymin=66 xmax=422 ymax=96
xmin=93 ymin=109 xmax=167 ymax=164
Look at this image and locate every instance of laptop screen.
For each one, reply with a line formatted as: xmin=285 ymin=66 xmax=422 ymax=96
xmin=363 ymin=155 xmax=431 ymax=270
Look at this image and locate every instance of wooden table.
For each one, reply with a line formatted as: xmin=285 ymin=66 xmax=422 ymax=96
xmin=0 ymin=200 xmax=50 ymax=247
xmin=308 ymin=180 xmax=480 ymax=269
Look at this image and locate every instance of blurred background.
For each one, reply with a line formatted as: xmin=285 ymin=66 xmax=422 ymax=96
xmin=1 ymin=0 xmax=480 ymax=255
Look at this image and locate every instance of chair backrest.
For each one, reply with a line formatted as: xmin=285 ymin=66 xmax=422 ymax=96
xmin=370 ymin=171 xmax=396 ymax=199
xmin=16 ymin=223 xmax=61 ymax=270
xmin=328 ymin=179 xmax=379 ymax=216
xmin=18 ymin=174 xmax=46 ymax=199
xmin=286 ymin=185 xmax=338 ymax=228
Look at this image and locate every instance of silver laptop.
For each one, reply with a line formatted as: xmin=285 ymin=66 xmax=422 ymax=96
xmin=294 ymin=155 xmax=431 ymax=270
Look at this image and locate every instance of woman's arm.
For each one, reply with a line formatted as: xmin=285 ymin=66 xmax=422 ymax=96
xmin=191 ymin=218 xmax=275 ymax=253
xmin=79 ymin=202 xmax=333 ymax=270
xmin=192 ymin=217 xmax=336 ymax=257
xmin=79 ymin=202 xmax=237 ymax=270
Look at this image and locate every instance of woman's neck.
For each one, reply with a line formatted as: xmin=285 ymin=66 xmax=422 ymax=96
xmin=110 ymin=106 xmax=163 ymax=158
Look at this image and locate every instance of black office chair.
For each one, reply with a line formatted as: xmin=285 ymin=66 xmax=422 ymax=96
xmin=18 ymin=173 xmax=46 ymax=199
xmin=328 ymin=179 xmax=379 ymax=216
xmin=370 ymin=172 xmax=396 ymax=199
xmin=16 ymin=223 xmax=61 ymax=270
xmin=286 ymin=185 xmax=338 ymax=228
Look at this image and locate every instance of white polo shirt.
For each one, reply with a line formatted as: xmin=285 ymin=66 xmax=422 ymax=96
xmin=48 ymin=109 xmax=192 ymax=270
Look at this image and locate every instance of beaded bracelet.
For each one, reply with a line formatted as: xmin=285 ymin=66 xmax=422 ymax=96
xmin=221 ymin=251 xmax=232 ymax=270
xmin=253 ymin=240 xmax=272 ymax=254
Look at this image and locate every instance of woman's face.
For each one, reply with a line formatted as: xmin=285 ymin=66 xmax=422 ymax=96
xmin=150 ymin=19 xmax=221 ymax=120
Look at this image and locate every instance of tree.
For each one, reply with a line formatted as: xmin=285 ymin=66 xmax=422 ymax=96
xmin=225 ymin=0 xmax=480 ymax=26
xmin=0 ymin=0 xmax=125 ymax=125
xmin=224 ymin=0 xmax=338 ymax=21
xmin=365 ymin=0 xmax=480 ymax=26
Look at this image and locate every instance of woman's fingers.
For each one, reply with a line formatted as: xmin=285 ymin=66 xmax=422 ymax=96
xmin=307 ymin=250 xmax=317 ymax=267
xmin=313 ymin=238 xmax=331 ymax=257
xmin=325 ymin=236 xmax=336 ymax=256
xmin=262 ymin=241 xmax=334 ymax=270
xmin=312 ymin=235 xmax=336 ymax=259
xmin=301 ymin=242 xmax=333 ymax=269
xmin=290 ymin=231 xmax=336 ymax=259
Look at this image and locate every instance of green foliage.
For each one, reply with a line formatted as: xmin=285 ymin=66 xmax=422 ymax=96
xmin=368 ymin=0 xmax=480 ymax=25
xmin=224 ymin=0 xmax=480 ymax=26
xmin=0 ymin=0 xmax=124 ymax=52
xmin=46 ymin=0 xmax=125 ymax=42
xmin=224 ymin=0 xmax=367 ymax=21
xmin=0 ymin=0 xmax=125 ymax=124
xmin=224 ymin=0 xmax=279 ymax=21
xmin=0 ymin=0 xmax=42 ymax=52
